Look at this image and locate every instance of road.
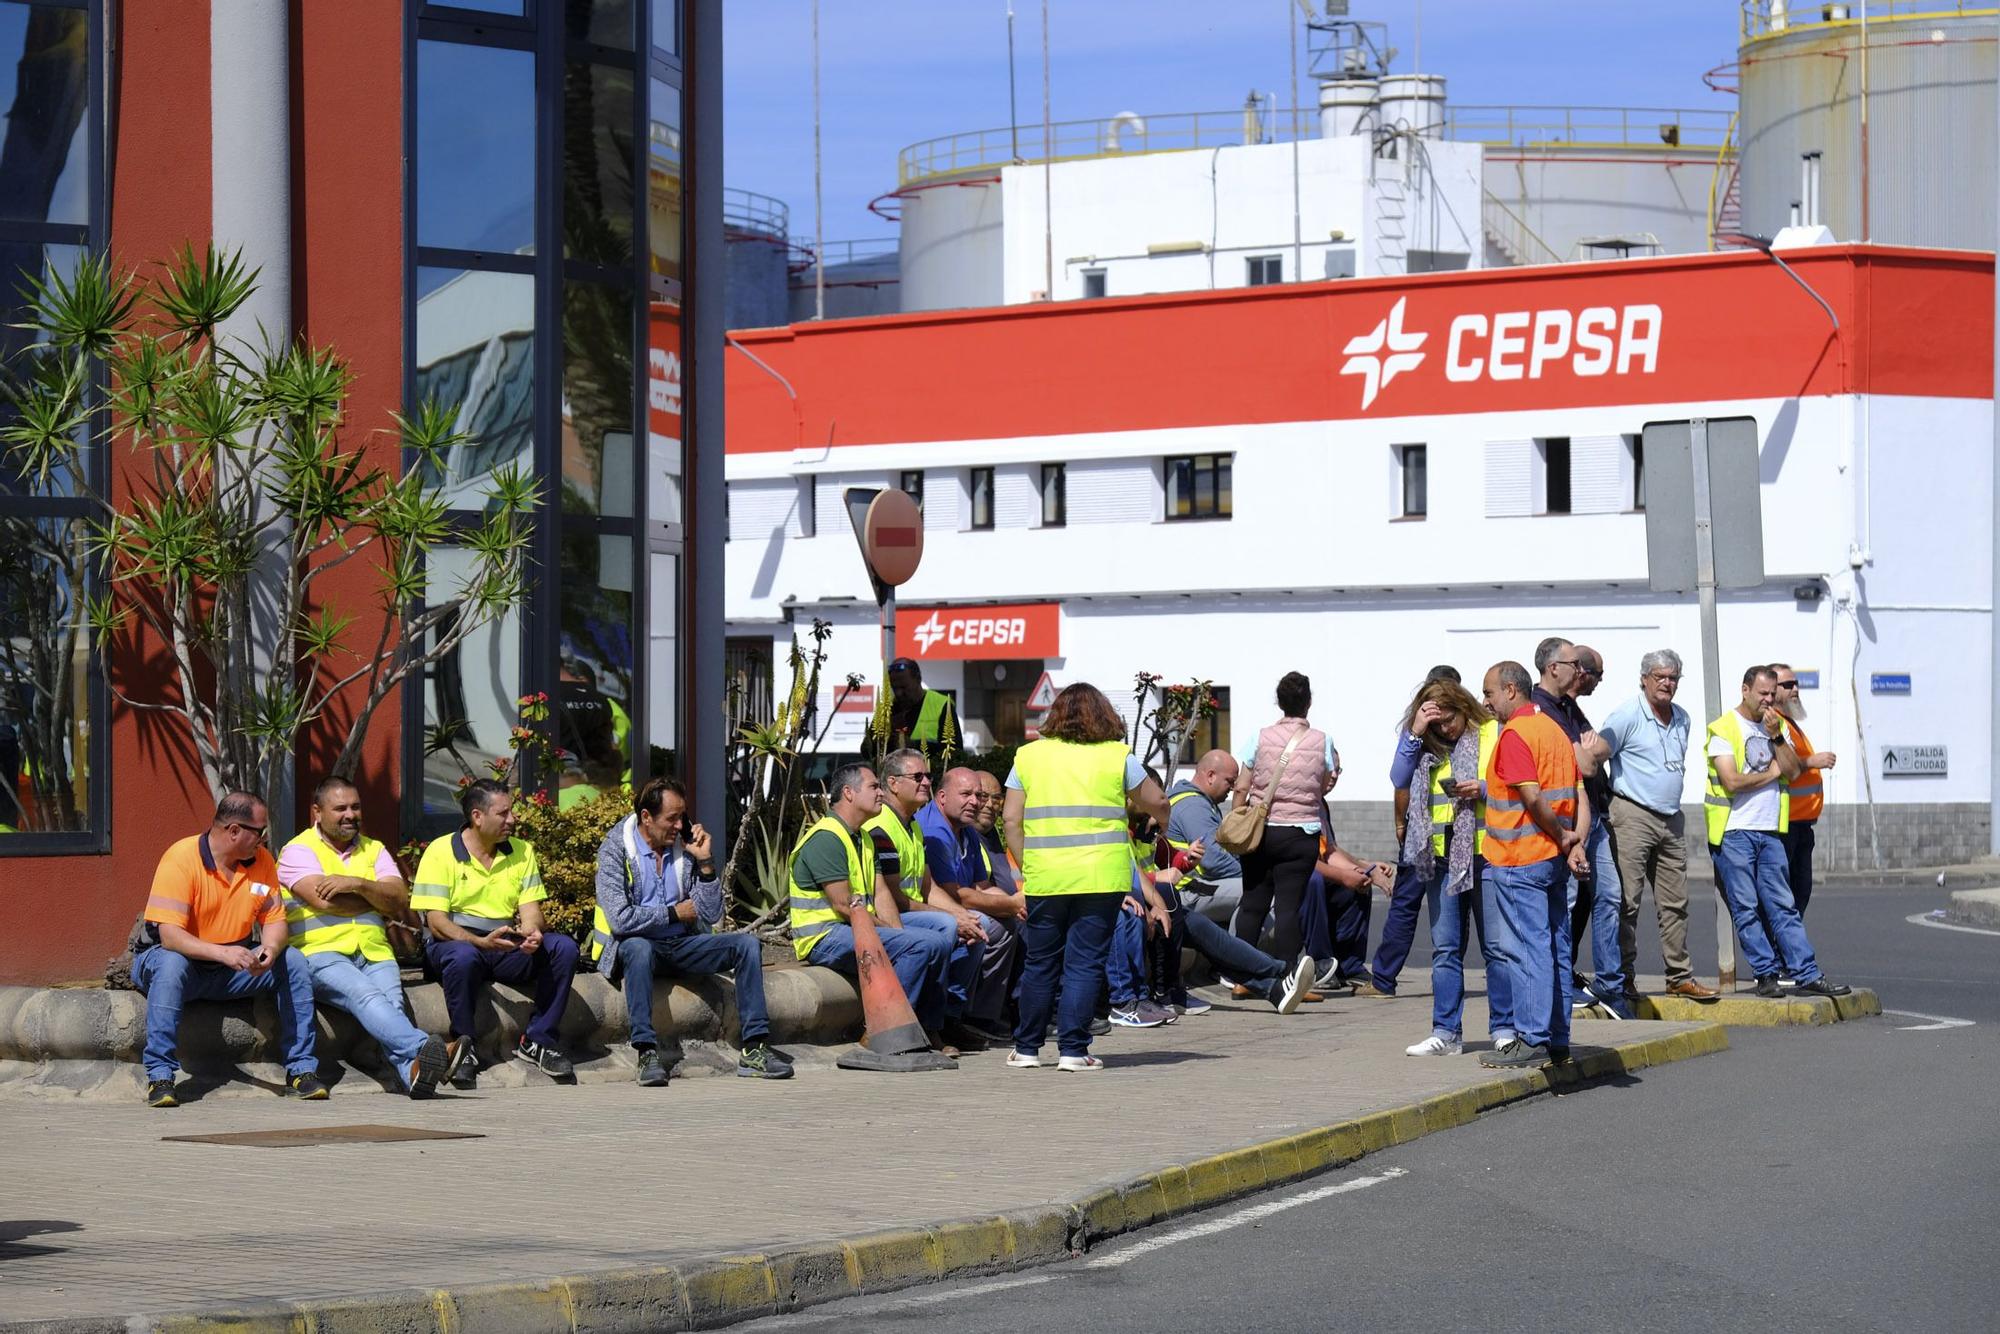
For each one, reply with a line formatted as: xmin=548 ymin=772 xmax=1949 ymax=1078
xmin=739 ymin=885 xmax=2000 ymax=1333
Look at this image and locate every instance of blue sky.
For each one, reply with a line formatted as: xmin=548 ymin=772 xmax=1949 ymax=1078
xmin=722 ymin=1 xmax=1743 ymax=248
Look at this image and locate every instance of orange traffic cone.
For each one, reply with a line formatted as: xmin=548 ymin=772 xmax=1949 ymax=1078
xmin=835 ymin=908 xmax=958 ymax=1073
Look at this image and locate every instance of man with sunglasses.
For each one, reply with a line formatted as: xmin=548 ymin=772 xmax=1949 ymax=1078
xmin=1582 ymin=649 xmax=1721 ymax=1003
xmin=1767 ymin=663 xmax=1835 ymax=919
xmin=131 ymin=792 xmax=326 ymax=1107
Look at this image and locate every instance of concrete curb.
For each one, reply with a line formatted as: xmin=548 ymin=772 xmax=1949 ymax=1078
xmin=9 ymin=1024 xmax=1729 ymax=1333
xmin=1624 ymin=986 xmax=1882 ymax=1027
xmin=1944 ymin=887 xmax=2000 ymax=929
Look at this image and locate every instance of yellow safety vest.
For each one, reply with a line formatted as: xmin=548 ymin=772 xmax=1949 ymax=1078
xmin=863 ymin=806 xmax=927 ymax=907
xmin=788 ymin=815 xmax=875 ymax=961
xmin=279 ymin=827 xmax=395 ymax=961
xmin=910 ymin=690 xmax=951 ymax=744
xmin=588 ymin=815 xmax=648 ymax=969
xmin=1429 ymin=720 xmax=1500 ymax=857
xmin=1704 ymin=710 xmax=1790 ymax=846
xmin=1014 ymin=738 xmax=1133 ymax=896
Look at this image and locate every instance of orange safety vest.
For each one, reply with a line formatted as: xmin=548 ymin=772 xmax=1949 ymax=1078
xmin=1483 ymin=709 xmax=1578 ymax=867
xmin=1782 ymin=719 xmax=1824 ymax=822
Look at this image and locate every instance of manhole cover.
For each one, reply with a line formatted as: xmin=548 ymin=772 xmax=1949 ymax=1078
xmin=162 ymin=1124 xmax=486 ymax=1149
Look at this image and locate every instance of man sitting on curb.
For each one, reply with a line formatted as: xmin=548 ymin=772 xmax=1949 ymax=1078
xmin=918 ymin=767 xmax=1026 ymax=1045
xmin=589 ymin=777 xmax=791 ymax=1085
xmin=972 ymin=770 xmax=1019 ymax=893
xmin=790 ymin=763 xmax=955 ymax=1041
xmin=413 ymin=780 xmax=580 ymax=1087
xmin=278 ymin=775 xmax=463 ymax=1099
xmin=1165 ymin=749 xmax=1245 ymax=933
xmin=133 ymin=792 xmax=325 ymax=1107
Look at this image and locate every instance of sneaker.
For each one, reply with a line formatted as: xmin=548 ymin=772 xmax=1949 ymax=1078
xmin=1490 ymin=1029 xmax=1518 ymax=1048
xmin=1405 ymin=1034 xmax=1463 ymax=1057
xmin=515 ymin=1036 xmax=574 ymax=1079
xmin=1006 ymin=1050 xmax=1043 ymax=1068
xmin=1056 ymin=1054 xmax=1105 ymax=1072
xmin=1089 ymin=1016 xmax=1112 ymax=1037
xmin=1133 ymin=1000 xmax=1178 ymax=1026
xmin=145 ymin=1078 xmax=179 ymax=1109
xmin=1175 ymin=994 xmax=1215 ymax=1017
xmin=738 ymin=1041 xmax=795 ymax=1079
xmin=443 ymin=1036 xmax=474 ymax=1085
xmin=1274 ymin=956 xmax=1316 ymax=1016
xmin=287 ymin=1071 xmax=330 ymax=1101
xmin=407 ymin=1036 xmax=449 ymax=1099
xmin=1792 ymin=977 xmax=1852 ymax=998
xmin=1548 ymin=1046 xmax=1573 ymax=1066
xmin=1753 ymin=975 xmax=1784 ymax=999
xmin=1777 ymin=975 xmax=1800 ymax=989
xmin=1584 ymin=987 xmax=1630 ymax=1021
xmin=1314 ymin=960 xmax=1343 ymax=991
xmin=1478 ymin=1040 xmax=1550 ymax=1069
xmin=449 ymin=1046 xmax=480 ymax=1090
xmin=635 ymin=1047 xmax=669 ymax=1087
xmin=1108 ymin=1004 xmax=1167 ymax=1029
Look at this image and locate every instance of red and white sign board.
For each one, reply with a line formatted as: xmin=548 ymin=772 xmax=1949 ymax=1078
xmin=817 ymin=683 xmax=876 ymax=752
xmin=895 ymin=602 xmax=1061 ymax=661
xmin=1025 ymin=671 xmax=1057 ymax=711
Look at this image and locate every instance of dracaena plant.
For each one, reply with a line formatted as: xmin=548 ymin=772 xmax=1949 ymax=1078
xmin=0 ymin=244 xmax=538 ymax=808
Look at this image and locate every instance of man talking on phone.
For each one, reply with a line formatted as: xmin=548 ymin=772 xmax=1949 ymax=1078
xmin=414 ymin=779 xmax=581 ymax=1087
xmin=131 ymin=792 xmax=325 ymax=1108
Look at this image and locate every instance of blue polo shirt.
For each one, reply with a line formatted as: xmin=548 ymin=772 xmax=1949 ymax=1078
xmin=1596 ymin=694 xmax=1693 ymax=816
xmin=915 ymin=801 xmax=990 ymax=890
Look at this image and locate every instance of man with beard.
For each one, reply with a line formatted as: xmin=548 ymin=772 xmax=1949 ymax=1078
xmin=1767 ymin=663 xmax=1835 ymax=919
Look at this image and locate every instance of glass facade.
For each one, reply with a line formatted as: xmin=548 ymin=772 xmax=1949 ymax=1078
xmin=409 ymin=0 xmax=689 ymax=825
xmin=0 ymin=0 xmax=107 ymax=849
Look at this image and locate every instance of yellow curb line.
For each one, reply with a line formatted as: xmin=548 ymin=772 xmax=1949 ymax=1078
xmin=41 ymin=1026 xmax=1730 ymax=1334
xmin=1623 ymin=986 xmax=1881 ymax=1027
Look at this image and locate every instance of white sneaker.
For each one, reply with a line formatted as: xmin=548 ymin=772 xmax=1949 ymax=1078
xmin=1275 ymin=956 xmax=1316 ymax=1016
xmin=1005 ymin=1050 xmax=1042 ymax=1068
xmin=1314 ymin=959 xmax=1343 ymax=991
xmin=1055 ymin=1054 xmax=1104 ymax=1072
xmin=1405 ymin=1034 xmax=1464 ymax=1057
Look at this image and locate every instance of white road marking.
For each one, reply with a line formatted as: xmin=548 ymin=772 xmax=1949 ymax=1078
xmin=1904 ymin=912 xmax=2000 ymax=939
xmin=1882 ymin=1008 xmax=1977 ymax=1031
xmin=1082 ymin=1168 xmax=1408 ymax=1269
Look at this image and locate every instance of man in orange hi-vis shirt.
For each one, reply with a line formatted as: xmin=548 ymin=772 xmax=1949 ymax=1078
xmin=130 ymin=792 xmax=324 ymax=1108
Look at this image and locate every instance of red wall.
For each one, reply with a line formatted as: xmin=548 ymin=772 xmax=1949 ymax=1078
xmin=0 ymin=1 xmax=407 ymax=987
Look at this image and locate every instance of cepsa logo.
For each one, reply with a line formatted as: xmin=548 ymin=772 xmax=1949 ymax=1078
xmin=912 ymin=611 xmax=1027 ymax=654
xmin=897 ymin=603 xmax=1062 ymax=661
xmin=1341 ymin=297 xmax=1664 ymax=410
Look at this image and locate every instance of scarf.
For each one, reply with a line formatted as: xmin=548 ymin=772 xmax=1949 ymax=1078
xmin=1400 ymin=729 xmax=1482 ymax=897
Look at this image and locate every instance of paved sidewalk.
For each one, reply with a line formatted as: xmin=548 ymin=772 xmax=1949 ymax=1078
xmin=0 ymin=979 xmax=1719 ymax=1327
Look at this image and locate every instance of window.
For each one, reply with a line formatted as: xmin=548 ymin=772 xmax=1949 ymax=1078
xmin=797 ymin=477 xmax=817 ymax=537
xmin=1165 ymin=453 xmax=1233 ymax=521
xmin=1396 ymin=444 xmax=1427 ymax=518
xmin=969 ymin=467 xmax=994 ymax=531
xmin=1176 ymin=686 xmax=1231 ymax=763
xmin=1541 ymin=437 xmax=1572 ymax=515
xmin=1246 ymin=255 xmax=1283 ymax=286
xmin=0 ymin=0 xmax=108 ymax=848
xmin=1631 ymin=435 xmax=1646 ymax=511
xmin=1040 ymin=463 xmax=1067 ymax=528
xmin=1081 ymin=268 xmax=1107 ymax=299
xmin=899 ymin=469 xmax=925 ymax=512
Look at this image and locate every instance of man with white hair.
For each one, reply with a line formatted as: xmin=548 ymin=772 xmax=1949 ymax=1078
xmin=1580 ymin=649 xmax=1720 ymax=1003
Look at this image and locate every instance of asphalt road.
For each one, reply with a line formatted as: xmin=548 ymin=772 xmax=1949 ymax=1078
xmin=740 ymin=885 xmax=1999 ymax=1333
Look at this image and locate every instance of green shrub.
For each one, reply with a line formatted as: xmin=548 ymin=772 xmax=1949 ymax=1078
xmin=510 ymin=789 xmax=630 ymax=941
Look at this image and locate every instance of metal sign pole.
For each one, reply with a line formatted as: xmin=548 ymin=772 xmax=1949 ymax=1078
xmin=882 ymin=586 xmax=896 ymax=670
xmin=1689 ymin=417 xmax=1736 ymax=989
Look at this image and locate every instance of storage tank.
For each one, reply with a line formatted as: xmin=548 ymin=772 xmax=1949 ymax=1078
xmin=1378 ymin=73 xmax=1446 ymax=137
xmin=1319 ymin=77 xmax=1378 ymax=138
xmin=895 ymin=172 xmax=1006 ymax=313
xmin=1737 ymin=5 xmax=1999 ymax=247
xmin=723 ymin=187 xmax=792 ymax=330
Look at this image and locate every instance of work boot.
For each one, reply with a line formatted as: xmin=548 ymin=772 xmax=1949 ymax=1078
xmin=407 ymin=1036 xmax=449 ymax=1099
xmin=738 ymin=1041 xmax=795 ymax=1079
xmin=635 ymin=1046 xmax=669 ymax=1087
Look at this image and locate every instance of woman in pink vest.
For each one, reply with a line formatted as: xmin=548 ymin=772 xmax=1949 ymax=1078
xmin=1230 ymin=672 xmax=1337 ymax=968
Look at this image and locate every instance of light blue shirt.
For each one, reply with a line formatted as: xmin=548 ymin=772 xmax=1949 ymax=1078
xmin=1596 ymin=695 xmax=1693 ymax=814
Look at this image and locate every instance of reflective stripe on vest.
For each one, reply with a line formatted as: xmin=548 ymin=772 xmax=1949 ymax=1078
xmin=1428 ymin=719 xmax=1499 ymax=856
xmin=1014 ymin=738 xmax=1133 ymax=895
xmin=1483 ymin=711 xmax=1578 ymax=867
xmin=279 ymin=827 xmax=396 ymax=961
xmin=788 ymin=815 xmax=875 ymax=961
xmin=1704 ymin=711 xmax=1790 ymax=846
xmin=863 ymin=806 xmax=927 ymax=903
xmin=450 ymin=912 xmax=513 ymax=931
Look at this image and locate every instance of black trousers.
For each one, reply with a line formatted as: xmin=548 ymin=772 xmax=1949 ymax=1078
xmin=1235 ymin=825 xmax=1319 ymax=966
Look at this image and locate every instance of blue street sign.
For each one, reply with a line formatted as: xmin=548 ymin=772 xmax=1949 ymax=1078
xmin=1870 ymin=673 xmax=1911 ymax=695
xmin=1794 ymin=670 xmax=1819 ymax=689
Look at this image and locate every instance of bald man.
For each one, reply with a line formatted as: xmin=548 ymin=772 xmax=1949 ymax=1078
xmin=1166 ymin=750 xmax=1245 ymax=931
xmin=917 ymin=768 xmax=1026 ymax=1045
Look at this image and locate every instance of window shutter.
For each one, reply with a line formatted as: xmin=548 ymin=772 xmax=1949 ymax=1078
xmin=1484 ymin=439 xmax=1533 ymax=517
xmin=1569 ymin=434 xmax=1627 ymax=514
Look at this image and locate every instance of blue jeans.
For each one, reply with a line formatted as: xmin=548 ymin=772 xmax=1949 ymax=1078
xmin=901 ymin=909 xmax=986 ymax=1022
xmin=1370 ymin=862 xmax=1428 ymax=993
xmin=1014 ymin=892 xmax=1122 ymax=1058
xmin=618 ymin=931 xmax=771 ymax=1047
xmin=304 ymin=951 xmax=428 ymax=1089
xmin=807 ymin=920 xmax=952 ymax=1030
xmin=1714 ymin=830 xmax=1821 ymax=982
xmin=132 ymin=945 xmax=318 ymax=1082
xmin=1177 ymin=896 xmax=1288 ymax=997
xmin=1573 ymin=818 xmax=1627 ymax=1002
xmin=1424 ymin=869 xmax=1494 ymax=1042
xmin=1486 ymin=858 xmax=1571 ymax=1050
xmin=1477 ymin=867 xmax=1519 ymax=1042
xmin=1106 ymin=895 xmax=1148 ymax=1006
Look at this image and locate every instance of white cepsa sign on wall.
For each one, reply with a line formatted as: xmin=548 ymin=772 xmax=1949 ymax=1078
xmin=1880 ymin=745 xmax=1947 ymax=777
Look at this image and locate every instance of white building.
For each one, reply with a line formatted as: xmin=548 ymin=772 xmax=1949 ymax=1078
xmin=724 ymin=243 xmax=1995 ymax=870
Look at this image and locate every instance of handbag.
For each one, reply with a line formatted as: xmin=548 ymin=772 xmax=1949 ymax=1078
xmin=1215 ymin=730 xmax=1306 ymax=856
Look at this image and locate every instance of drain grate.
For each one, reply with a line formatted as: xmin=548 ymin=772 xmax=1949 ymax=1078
xmin=162 ymin=1124 xmax=486 ymax=1149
